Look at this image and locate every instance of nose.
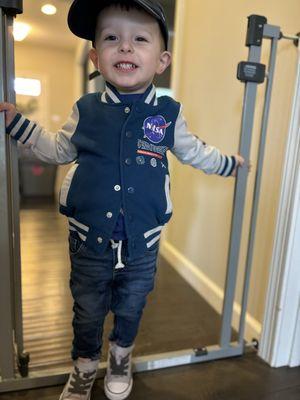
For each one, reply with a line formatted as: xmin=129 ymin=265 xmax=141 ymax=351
xmin=118 ymin=39 xmax=134 ymax=53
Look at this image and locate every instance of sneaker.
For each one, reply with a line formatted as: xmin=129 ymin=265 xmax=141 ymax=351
xmin=104 ymin=342 xmax=134 ymax=400
xmin=59 ymin=358 xmax=99 ymax=400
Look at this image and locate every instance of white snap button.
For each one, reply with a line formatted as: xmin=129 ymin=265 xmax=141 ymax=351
xmin=97 ymin=237 xmax=103 ymax=244
xmin=114 ymin=185 xmax=121 ymax=191
xmin=106 ymin=212 xmax=113 ymax=218
xmin=124 ymin=107 xmax=130 ymax=114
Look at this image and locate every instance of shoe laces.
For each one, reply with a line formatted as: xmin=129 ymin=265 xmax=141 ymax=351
xmin=109 ymin=352 xmax=130 ymax=376
xmin=68 ymin=366 xmax=96 ymax=396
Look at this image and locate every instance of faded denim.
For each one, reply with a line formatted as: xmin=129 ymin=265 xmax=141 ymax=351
xmin=68 ymin=231 xmax=158 ymax=361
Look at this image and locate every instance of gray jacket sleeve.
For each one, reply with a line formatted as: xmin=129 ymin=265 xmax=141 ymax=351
xmin=170 ymin=106 xmax=236 ymax=177
xmin=6 ymin=102 xmax=79 ymax=164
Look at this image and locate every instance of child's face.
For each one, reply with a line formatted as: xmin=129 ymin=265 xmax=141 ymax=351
xmin=89 ymin=6 xmax=171 ymax=93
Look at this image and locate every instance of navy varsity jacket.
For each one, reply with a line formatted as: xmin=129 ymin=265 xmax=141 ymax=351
xmin=6 ymin=83 xmax=236 ymax=258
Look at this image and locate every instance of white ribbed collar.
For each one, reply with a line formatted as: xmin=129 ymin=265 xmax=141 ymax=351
xmin=101 ymin=82 xmax=158 ymax=106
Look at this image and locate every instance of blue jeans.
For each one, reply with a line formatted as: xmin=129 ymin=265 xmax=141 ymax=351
xmin=68 ymin=231 xmax=159 ymax=361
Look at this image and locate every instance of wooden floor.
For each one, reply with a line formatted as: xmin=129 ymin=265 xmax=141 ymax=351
xmin=1 ymin=197 xmax=299 ymax=399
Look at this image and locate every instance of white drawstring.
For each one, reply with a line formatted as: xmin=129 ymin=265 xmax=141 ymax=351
xmin=110 ymin=240 xmax=125 ymax=269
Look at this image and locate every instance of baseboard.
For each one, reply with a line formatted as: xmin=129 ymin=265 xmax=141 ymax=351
xmin=160 ymin=240 xmax=261 ymax=344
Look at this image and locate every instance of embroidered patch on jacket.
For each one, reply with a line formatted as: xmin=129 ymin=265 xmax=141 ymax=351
xmin=137 ymin=139 xmax=167 ymax=160
xmin=150 ymin=158 xmax=157 ymax=167
xmin=137 ymin=150 xmax=162 ymax=159
xmin=143 ymin=115 xmax=172 ymax=144
xmin=136 ymin=156 xmax=145 ymax=165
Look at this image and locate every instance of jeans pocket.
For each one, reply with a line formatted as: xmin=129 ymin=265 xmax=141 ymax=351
xmin=69 ymin=233 xmax=85 ymax=256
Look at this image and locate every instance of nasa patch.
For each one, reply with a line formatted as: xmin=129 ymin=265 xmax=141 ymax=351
xmin=143 ymin=115 xmax=172 ymax=144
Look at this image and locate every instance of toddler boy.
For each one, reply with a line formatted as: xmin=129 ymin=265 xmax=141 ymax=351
xmin=0 ymin=0 xmax=244 ymax=399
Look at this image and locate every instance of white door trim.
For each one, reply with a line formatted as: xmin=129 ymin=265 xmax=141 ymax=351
xmin=259 ymin=46 xmax=300 ymax=367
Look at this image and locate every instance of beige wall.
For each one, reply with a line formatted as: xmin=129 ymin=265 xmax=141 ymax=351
xmin=167 ymin=0 xmax=300 ymax=325
xmin=14 ymin=41 xmax=77 ymax=195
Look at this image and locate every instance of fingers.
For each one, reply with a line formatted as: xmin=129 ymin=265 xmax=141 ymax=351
xmin=231 ymin=154 xmax=252 ymax=177
xmin=0 ymin=102 xmax=8 ymax=111
xmin=0 ymin=102 xmax=17 ymax=127
xmin=0 ymin=102 xmax=14 ymax=112
xmin=235 ymin=154 xmax=245 ymax=167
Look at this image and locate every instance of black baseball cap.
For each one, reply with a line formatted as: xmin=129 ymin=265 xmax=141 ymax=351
xmin=68 ymin=0 xmax=169 ymax=50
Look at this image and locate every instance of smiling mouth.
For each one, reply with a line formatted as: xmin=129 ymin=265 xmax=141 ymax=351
xmin=115 ymin=62 xmax=138 ymax=71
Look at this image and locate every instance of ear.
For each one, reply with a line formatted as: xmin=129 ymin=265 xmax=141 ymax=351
xmin=89 ymin=48 xmax=99 ymax=70
xmin=156 ymin=51 xmax=172 ymax=75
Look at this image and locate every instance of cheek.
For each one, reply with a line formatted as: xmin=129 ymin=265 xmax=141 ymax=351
xmin=142 ymin=53 xmax=161 ymax=70
xmin=97 ymin=48 xmax=111 ymax=67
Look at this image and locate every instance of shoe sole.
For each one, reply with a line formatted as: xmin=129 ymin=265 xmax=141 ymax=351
xmin=59 ymin=390 xmax=91 ymax=400
xmin=104 ymin=377 xmax=133 ymax=400
xmin=60 ymin=391 xmax=91 ymax=400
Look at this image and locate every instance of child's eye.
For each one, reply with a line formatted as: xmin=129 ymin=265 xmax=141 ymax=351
xmin=105 ymin=35 xmax=118 ymax=41
xmin=136 ymin=36 xmax=148 ymax=42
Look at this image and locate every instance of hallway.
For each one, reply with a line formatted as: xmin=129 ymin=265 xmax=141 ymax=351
xmin=20 ymin=198 xmax=235 ymax=372
xmin=9 ymin=199 xmax=299 ymax=399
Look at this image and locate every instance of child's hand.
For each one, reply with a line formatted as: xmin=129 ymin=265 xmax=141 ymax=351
xmin=0 ymin=102 xmax=17 ymax=127
xmin=231 ymin=154 xmax=246 ymax=177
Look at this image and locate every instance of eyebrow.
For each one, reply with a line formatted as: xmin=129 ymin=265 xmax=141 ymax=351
xmin=99 ymin=27 xmax=155 ymax=39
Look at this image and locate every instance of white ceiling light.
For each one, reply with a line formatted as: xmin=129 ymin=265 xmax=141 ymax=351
xmin=41 ymin=4 xmax=57 ymax=15
xmin=15 ymin=78 xmax=41 ymax=97
xmin=13 ymin=22 xmax=31 ymax=41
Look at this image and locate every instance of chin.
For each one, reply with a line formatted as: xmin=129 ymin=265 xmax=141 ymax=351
xmin=113 ymin=80 xmax=147 ymax=93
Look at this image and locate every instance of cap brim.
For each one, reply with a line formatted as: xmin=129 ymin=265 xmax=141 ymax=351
xmin=68 ymin=0 xmax=168 ymax=49
xmin=68 ymin=0 xmax=164 ymax=41
xmin=68 ymin=0 xmax=99 ymax=41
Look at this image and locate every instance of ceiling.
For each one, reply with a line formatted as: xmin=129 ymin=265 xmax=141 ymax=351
xmin=15 ymin=0 xmax=80 ymax=50
xmin=15 ymin=0 xmax=176 ymax=51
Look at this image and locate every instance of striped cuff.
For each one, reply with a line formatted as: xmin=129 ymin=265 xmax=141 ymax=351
xmin=6 ymin=113 xmax=37 ymax=144
xmin=217 ymin=155 xmax=237 ymax=177
xmin=6 ymin=113 xmax=22 ymax=133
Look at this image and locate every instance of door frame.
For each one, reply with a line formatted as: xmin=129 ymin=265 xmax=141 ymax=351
xmin=259 ymin=47 xmax=300 ymax=367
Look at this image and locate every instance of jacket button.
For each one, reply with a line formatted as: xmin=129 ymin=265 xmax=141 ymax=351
xmin=125 ymin=158 xmax=132 ymax=165
xmin=106 ymin=212 xmax=113 ymax=218
xmin=126 ymin=131 xmax=133 ymax=138
xmin=128 ymin=187 xmax=135 ymax=194
xmin=97 ymin=237 xmax=103 ymax=244
xmin=114 ymin=185 xmax=121 ymax=191
xmin=124 ymin=107 xmax=130 ymax=114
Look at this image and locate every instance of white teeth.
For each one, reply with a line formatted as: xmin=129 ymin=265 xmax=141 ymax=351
xmin=116 ymin=63 xmax=136 ymax=69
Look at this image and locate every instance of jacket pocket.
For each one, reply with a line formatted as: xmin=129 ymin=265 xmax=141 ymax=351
xmin=59 ymin=163 xmax=79 ymax=207
xmin=69 ymin=232 xmax=85 ymax=256
xmin=164 ymin=174 xmax=172 ymax=214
